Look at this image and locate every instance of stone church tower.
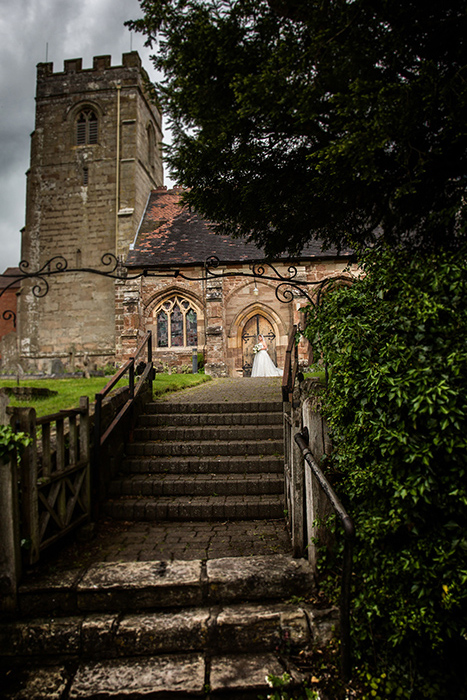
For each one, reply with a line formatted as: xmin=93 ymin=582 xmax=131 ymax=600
xmin=18 ymin=52 xmax=163 ymax=373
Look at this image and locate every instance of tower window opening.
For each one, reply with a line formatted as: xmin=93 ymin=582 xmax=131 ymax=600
xmin=83 ymin=167 xmax=88 ymax=186
xmin=147 ymin=123 xmax=155 ymax=170
xmin=76 ymin=110 xmax=98 ymax=146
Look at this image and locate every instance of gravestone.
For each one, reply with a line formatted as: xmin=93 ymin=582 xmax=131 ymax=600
xmin=51 ymin=358 xmax=65 ymax=375
xmin=0 ymin=390 xmax=9 ymax=425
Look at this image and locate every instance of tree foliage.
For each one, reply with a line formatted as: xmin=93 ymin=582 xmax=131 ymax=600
xmin=305 ymin=244 xmax=467 ymax=696
xmin=130 ymin=0 xmax=467 ymax=256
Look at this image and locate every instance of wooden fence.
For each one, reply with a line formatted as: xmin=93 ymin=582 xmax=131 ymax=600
xmin=13 ymin=398 xmax=91 ymax=566
xmin=0 ymin=398 xmax=90 ymax=614
xmin=0 ymin=333 xmax=154 ymax=614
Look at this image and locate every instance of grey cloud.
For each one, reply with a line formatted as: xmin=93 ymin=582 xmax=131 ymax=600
xmin=0 ymin=0 xmax=167 ymax=271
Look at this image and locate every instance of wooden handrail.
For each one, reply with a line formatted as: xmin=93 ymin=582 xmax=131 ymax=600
xmin=133 ymin=330 xmax=152 ymax=363
xmin=282 ymin=324 xmax=298 ymax=403
xmin=97 ymin=359 xmax=133 ymax=399
xmin=36 ymin=405 xmax=87 ymax=425
xmin=92 ymin=331 xmax=153 ymax=514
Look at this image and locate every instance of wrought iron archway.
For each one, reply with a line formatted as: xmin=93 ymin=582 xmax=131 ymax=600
xmin=0 ymin=252 xmax=355 ymax=330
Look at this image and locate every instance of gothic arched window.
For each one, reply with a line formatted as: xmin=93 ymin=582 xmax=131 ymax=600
xmin=76 ymin=109 xmax=98 ymax=145
xmin=154 ymin=296 xmax=198 ymax=348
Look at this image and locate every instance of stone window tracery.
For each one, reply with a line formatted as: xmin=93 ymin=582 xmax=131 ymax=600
xmin=154 ymin=296 xmax=198 ymax=348
xmin=76 ymin=109 xmax=98 ymax=145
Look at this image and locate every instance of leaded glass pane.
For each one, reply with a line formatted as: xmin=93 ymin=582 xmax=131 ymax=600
xmin=157 ymin=310 xmax=168 ymax=347
xmin=186 ymin=309 xmax=198 ymax=346
xmin=171 ymin=305 xmax=183 ymax=346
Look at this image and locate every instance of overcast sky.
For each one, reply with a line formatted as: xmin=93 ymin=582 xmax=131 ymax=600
xmin=0 ymin=0 xmax=172 ymax=272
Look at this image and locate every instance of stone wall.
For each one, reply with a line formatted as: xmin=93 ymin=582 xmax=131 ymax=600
xmin=0 ymin=333 xmax=19 ymax=374
xmin=118 ymin=259 xmax=355 ymax=377
xmin=19 ymin=53 xmax=163 ymax=374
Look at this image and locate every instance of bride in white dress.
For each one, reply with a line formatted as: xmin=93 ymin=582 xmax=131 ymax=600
xmin=251 ymin=334 xmax=283 ymax=377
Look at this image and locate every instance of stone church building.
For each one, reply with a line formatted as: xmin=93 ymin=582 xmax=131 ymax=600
xmin=10 ymin=52 xmax=353 ymax=377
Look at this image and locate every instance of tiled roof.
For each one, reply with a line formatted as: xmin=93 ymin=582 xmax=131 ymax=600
xmin=126 ymin=188 xmax=351 ymax=268
xmin=0 ymin=267 xmax=21 ymax=289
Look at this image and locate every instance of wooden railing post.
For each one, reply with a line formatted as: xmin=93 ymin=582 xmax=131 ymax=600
xmin=0 ymin=451 xmax=21 ymax=614
xmin=147 ymin=330 xmax=154 ymax=393
xmin=92 ymin=392 xmax=103 ymax=519
xmin=14 ymin=407 xmax=40 ymax=565
xmin=55 ymin=415 xmax=66 ymax=527
xmin=291 ymin=401 xmax=305 ymax=556
xmin=129 ymin=359 xmax=135 ymax=399
xmin=79 ymin=396 xmax=91 ymax=521
xmin=282 ymin=324 xmax=297 ymax=402
xmin=147 ymin=329 xmax=152 ymax=364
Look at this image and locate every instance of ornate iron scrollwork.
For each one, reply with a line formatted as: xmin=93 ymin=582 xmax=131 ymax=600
xmin=0 ymin=252 xmax=355 ymax=332
xmin=2 ymin=309 xmax=16 ymax=328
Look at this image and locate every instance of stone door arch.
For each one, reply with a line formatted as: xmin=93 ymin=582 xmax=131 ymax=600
xmin=242 ymin=314 xmax=276 ymax=376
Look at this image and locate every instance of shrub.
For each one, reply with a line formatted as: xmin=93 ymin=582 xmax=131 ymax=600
xmin=304 ymin=243 xmax=467 ymax=697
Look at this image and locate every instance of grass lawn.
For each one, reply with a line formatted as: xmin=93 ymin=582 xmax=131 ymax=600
xmin=152 ymin=372 xmax=211 ymax=399
xmin=304 ymin=369 xmax=326 ymax=382
xmin=0 ymin=373 xmax=211 ymax=417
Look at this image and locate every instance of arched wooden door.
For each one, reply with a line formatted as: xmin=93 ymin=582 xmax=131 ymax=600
xmin=242 ymin=314 xmax=276 ymax=376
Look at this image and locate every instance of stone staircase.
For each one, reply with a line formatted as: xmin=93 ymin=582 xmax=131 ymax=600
xmin=0 ymin=392 xmax=339 ymax=698
xmin=104 ymin=400 xmax=285 ymax=522
xmin=1 ymin=556 xmax=337 ymax=699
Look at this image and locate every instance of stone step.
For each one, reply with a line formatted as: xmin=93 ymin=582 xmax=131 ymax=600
xmin=1 ymin=601 xmax=336 ymax=660
xmin=104 ymin=494 xmax=285 ymax=521
xmin=108 ymin=473 xmax=284 ymax=498
xmin=16 ymin=556 xmax=315 ymax=617
xmin=120 ymin=455 xmax=284 ymax=475
xmin=146 ymin=401 xmax=283 ymax=415
xmin=133 ymin=425 xmax=284 ymax=442
xmin=2 ymin=559 xmax=330 ymax=699
xmin=142 ymin=411 xmax=283 ymax=427
xmin=2 ymin=653 xmax=312 ymax=700
xmin=125 ymin=439 xmax=284 ymax=457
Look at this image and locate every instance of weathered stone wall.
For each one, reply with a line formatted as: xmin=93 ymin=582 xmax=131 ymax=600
xmin=117 ymin=259 xmax=355 ymax=377
xmin=19 ymin=53 xmax=163 ymax=373
xmin=0 ymin=333 xmax=19 ymax=374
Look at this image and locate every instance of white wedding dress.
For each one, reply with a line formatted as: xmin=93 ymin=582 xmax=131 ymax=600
xmin=251 ymin=348 xmax=283 ymax=377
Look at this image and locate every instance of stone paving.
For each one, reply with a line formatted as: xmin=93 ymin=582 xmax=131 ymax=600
xmin=40 ymin=518 xmax=292 ymax=574
xmin=27 ymin=377 xmax=292 ymax=576
xmin=161 ymin=375 xmax=284 ymax=404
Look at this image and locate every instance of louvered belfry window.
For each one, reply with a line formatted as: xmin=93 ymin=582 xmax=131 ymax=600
xmin=76 ymin=110 xmax=98 ymax=145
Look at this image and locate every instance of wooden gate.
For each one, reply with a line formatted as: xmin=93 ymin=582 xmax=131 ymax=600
xmin=242 ymin=314 xmax=276 ymax=376
xmin=12 ymin=399 xmax=91 ymax=565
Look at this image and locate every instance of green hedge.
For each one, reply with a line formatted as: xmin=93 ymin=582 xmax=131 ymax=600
xmin=305 ymin=244 xmax=467 ymax=698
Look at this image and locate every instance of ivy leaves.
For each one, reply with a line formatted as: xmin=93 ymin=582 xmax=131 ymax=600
xmin=306 ymin=244 xmax=467 ymax=694
xmin=0 ymin=426 xmax=31 ymax=462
